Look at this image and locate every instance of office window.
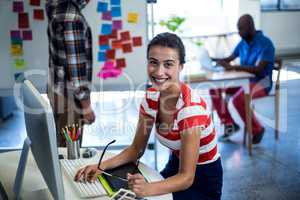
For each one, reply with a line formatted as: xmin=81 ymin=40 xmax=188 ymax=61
xmin=261 ymin=0 xmax=279 ymax=11
xmin=261 ymin=0 xmax=300 ymax=11
xmin=280 ymin=0 xmax=300 ymax=10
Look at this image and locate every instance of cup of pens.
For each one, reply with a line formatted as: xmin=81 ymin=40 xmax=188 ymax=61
xmin=61 ymin=124 xmax=82 ymax=160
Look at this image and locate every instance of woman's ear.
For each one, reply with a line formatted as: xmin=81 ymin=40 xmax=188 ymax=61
xmin=179 ymin=64 xmax=184 ymax=71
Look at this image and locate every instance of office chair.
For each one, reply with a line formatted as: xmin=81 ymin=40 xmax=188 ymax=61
xmin=248 ymin=57 xmax=283 ymax=141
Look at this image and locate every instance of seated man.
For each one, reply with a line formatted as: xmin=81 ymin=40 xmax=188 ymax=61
xmin=210 ymin=14 xmax=275 ymax=144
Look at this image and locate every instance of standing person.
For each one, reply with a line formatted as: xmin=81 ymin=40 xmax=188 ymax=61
xmin=46 ymin=0 xmax=95 ymax=147
xmin=210 ymin=14 xmax=275 ymax=144
xmin=75 ymin=32 xmax=223 ymax=200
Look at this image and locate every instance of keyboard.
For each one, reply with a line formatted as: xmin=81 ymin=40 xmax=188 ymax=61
xmin=60 ymin=159 xmax=107 ymax=198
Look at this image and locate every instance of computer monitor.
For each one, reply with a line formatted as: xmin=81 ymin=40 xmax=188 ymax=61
xmin=14 ymin=80 xmax=64 ymax=200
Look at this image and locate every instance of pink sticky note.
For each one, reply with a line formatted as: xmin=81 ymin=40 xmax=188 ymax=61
xmin=97 ymin=68 xmax=122 ymax=79
xmin=102 ymin=61 xmax=115 ymax=70
xmin=112 ymin=20 xmax=122 ymax=30
xmin=13 ymin=1 xmax=24 ymax=13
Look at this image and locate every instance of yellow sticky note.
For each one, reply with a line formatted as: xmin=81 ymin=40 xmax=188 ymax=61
xmin=11 ymin=44 xmax=23 ymax=56
xmin=128 ymin=12 xmax=138 ymax=24
xmin=14 ymin=58 xmax=26 ymax=70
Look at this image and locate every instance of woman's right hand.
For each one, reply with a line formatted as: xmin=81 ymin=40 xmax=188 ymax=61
xmin=74 ymin=164 xmax=102 ymax=183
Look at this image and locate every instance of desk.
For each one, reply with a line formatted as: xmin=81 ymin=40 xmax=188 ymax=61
xmin=0 ymin=148 xmax=172 ymax=200
xmin=184 ymin=70 xmax=255 ymax=155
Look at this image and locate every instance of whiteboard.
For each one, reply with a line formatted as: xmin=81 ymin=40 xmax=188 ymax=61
xmin=0 ymin=0 xmax=148 ymax=95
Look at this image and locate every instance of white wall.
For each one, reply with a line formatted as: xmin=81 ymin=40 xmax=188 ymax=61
xmin=261 ymin=11 xmax=300 ymax=55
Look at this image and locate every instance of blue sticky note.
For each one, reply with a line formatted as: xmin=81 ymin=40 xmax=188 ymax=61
xmin=97 ymin=2 xmax=108 ymax=13
xmin=101 ymin=24 xmax=112 ymax=35
xmin=100 ymin=45 xmax=111 ymax=51
xmin=111 ymin=0 xmax=121 ymax=6
xmin=111 ymin=6 xmax=121 ymax=17
xmin=98 ymin=51 xmax=106 ymax=62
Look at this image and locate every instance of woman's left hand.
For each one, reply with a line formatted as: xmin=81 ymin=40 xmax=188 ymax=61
xmin=127 ymin=173 xmax=150 ymax=197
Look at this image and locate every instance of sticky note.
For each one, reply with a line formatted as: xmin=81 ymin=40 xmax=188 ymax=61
xmin=128 ymin=12 xmax=138 ymax=24
xmin=98 ymin=51 xmax=106 ymax=62
xmin=100 ymin=45 xmax=111 ymax=51
xmin=13 ymin=1 xmax=24 ymax=13
xmin=33 ymin=9 xmax=44 ymax=20
xmin=111 ymin=6 xmax=121 ymax=17
xmin=112 ymin=20 xmax=122 ymax=30
xmin=97 ymin=2 xmax=108 ymax=13
xmin=120 ymin=31 xmax=131 ymax=41
xmin=22 ymin=30 xmax=33 ymax=40
xmin=97 ymin=68 xmax=122 ymax=79
xmin=132 ymin=36 xmax=142 ymax=47
xmin=14 ymin=58 xmax=26 ymax=70
xmin=108 ymin=30 xmax=118 ymax=39
xmin=18 ymin=13 xmax=29 ymax=29
xmin=102 ymin=11 xmax=112 ymax=20
xmin=111 ymin=40 xmax=122 ymax=49
xmin=116 ymin=58 xmax=126 ymax=68
xmin=111 ymin=0 xmax=121 ymax=6
xmin=106 ymin=49 xmax=116 ymax=60
xmin=29 ymin=0 xmax=41 ymax=6
xmin=14 ymin=72 xmax=24 ymax=81
xmin=11 ymin=44 xmax=23 ymax=56
xmin=122 ymin=43 xmax=132 ymax=53
xmin=10 ymin=30 xmax=21 ymax=40
xmin=101 ymin=24 xmax=112 ymax=35
xmin=103 ymin=61 xmax=115 ymax=70
xmin=11 ymin=39 xmax=22 ymax=46
xmin=99 ymin=35 xmax=109 ymax=45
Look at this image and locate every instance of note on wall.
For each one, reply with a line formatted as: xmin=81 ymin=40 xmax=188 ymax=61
xmin=33 ymin=9 xmax=44 ymax=20
xmin=111 ymin=6 xmax=121 ymax=17
xmin=101 ymin=24 xmax=112 ymax=35
xmin=112 ymin=20 xmax=122 ymax=30
xmin=128 ymin=12 xmax=138 ymax=24
xmin=97 ymin=2 xmax=108 ymax=13
xmin=11 ymin=44 xmax=23 ymax=56
xmin=18 ymin=13 xmax=30 ymax=29
xmin=13 ymin=1 xmax=24 ymax=13
xmin=14 ymin=58 xmax=26 ymax=70
xmin=29 ymin=0 xmax=41 ymax=6
xmin=22 ymin=30 xmax=33 ymax=40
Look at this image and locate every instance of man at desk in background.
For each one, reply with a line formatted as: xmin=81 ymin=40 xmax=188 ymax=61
xmin=209 ymin=14 xmax=275 ymax=144
xmin=46 ymin=0 xmax=95 ymax=147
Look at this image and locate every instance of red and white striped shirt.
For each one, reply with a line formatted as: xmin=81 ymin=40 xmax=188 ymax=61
xmin=140 ymin=83 xmax=220 ymax=165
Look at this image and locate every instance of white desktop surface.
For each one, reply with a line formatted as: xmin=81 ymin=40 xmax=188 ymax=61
xmin=0 ymin=148 xmax=172 ymax=200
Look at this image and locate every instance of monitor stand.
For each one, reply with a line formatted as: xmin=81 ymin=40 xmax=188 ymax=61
xmin=13 ymin=137 xmax=31 ymax=200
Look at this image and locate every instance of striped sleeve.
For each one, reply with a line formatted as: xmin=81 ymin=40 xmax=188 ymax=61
xmin=177 ymin=104 xmax=209 ymax=132
xmin=139 ymin=96 xmax=156 ymax=119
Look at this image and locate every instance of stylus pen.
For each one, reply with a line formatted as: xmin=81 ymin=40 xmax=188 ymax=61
xmin=98 ymin=169 xmax=128 ymax=182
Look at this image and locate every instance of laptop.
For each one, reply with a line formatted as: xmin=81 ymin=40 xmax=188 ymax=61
xmin=199 ymin=48 xmax=224 ymax=72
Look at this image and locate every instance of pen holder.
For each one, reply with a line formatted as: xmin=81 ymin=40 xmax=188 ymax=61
xmin=66 ymin=140 xmax=80 ymax=160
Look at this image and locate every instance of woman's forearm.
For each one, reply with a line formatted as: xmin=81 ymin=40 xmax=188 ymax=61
xmin=101 ymin=146 xmax=139 ymax=170
xmin=146 ymin=172 xmax=194 ymax=196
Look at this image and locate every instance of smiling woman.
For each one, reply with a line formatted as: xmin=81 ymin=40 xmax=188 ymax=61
xmin=75 ymin=33 xmax=223 ymax=200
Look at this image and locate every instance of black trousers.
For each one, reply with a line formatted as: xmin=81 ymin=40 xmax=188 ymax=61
xmin=160 ymin=154 xmax=223 ymax=200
